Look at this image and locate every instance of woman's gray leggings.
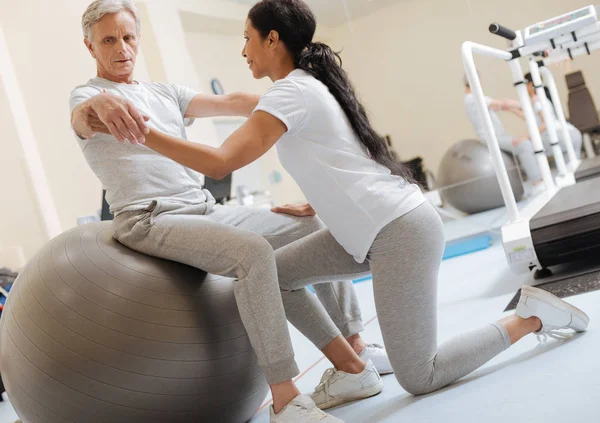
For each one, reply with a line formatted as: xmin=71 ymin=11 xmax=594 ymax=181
xmin=276 ymin=202 xmax=511 ymax=395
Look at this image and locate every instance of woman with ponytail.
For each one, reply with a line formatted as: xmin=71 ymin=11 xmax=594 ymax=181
xmin=102 ymin=0 xmax=589 ymax=418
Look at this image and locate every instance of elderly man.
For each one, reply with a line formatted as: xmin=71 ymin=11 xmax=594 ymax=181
xmin=70 ymin=1 xmax=389 ymax=421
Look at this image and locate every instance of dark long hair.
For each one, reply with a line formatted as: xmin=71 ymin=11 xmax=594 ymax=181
xmin=248 ymin=0 xmax=414 ymax=181
xmin=524 ymin=72 xmax=554 ymax=107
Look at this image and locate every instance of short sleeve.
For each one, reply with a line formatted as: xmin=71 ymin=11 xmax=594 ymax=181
xmin=170 ymin=84 xmax=198 ymax=127
xmin=254 ymin=80 xmax=307 ymax=134
xmin=484 ymin=96 xmax=493 ymax=107
xmin=69 ymin=85 xmax=102 ymax=113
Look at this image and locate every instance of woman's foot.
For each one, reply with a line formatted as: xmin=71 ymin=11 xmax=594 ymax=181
xmin=270 ymin=394 xmax=343 ymax=422
xmin=515 ymin=285 xmax=589 ymax=341
xmin=310 ymin=359 xmax=383 ymax=410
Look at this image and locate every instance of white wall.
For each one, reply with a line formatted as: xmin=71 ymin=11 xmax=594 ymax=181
xmin=0 ymin=0 xmax=105 ymax=236
xmin=328 ymin=0 xmax=598 ymax=175
xmin=0 ymin=78 xmax=47 ymax=262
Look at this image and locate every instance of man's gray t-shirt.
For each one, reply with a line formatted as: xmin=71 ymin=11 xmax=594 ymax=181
xmin=464 ymin=93 xmax=513 ymax=146
xmin=70 ymin=77 xmax=211 ymax=216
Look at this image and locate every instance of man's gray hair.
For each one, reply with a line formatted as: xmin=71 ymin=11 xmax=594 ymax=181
xmin=82 ymin=0 xmax=141 ymax=40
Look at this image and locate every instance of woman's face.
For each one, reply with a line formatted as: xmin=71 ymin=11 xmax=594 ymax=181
xmin=242 ymin=19 xmax=271 ymax=79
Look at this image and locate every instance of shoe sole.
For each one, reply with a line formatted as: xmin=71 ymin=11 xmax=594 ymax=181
xmin=317 ymin=379 xmax=384 ymax=410
xmin=520 ymin=285 xmax=589 ymax=330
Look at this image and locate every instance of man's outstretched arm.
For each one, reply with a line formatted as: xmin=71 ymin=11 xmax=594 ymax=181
xmin=71 ymin=91 xmax=149 ymax=143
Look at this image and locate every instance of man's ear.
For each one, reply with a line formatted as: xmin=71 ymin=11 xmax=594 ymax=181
xmin=84 ymin=38 xmax=96 ymax=59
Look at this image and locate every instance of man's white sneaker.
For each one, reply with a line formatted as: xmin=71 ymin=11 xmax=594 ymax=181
xmin=358 ymin=343 xmax=394 ymax=375
xmin=310 ymin=359 xmax=383 ymax=410
xmin=270 ymin=395 xmax=343 ymax=422
xmin=516 ymin=285 xmax=589 ymax=342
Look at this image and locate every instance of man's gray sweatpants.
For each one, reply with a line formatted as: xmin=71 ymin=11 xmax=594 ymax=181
xmin=275 ymin=202 xmax=512 ymax=395
xmin=112 ymin=200 xmax=363 ymax=385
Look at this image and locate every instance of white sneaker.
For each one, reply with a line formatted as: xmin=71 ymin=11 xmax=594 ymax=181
xmin=270 ymin=394 xmax=343 ymax=422
xmin=310 ymin=359 xmax=383 ymax=410
xmin=516 ymin=285 xmax=589 ymax=342
xmin=358 ymin=343 xmax=394 ymax=375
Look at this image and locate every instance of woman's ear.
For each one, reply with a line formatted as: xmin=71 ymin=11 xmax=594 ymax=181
xmin=268 ymin=30 xmax=280 ymax=49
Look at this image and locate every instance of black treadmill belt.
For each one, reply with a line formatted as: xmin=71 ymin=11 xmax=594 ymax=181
xmin=504 ymin=268 xmax=600 ymax=311
xmin=575 ymin=156 xmax=600 ymax=182
xmin=530 ymin=177 xmax=600 ymax=230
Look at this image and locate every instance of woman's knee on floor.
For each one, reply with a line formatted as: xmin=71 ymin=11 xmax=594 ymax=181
xmin=394 ymin=365 xmax=439 ymax=396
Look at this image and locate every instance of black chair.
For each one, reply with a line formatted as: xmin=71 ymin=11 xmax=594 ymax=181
xmin=567 ymin=71 xmax=600 ymax=154
xmin=100 ymin=190 xmax=113 ymax=221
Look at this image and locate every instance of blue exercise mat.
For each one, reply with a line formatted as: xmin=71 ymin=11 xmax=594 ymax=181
xmin=442 ymin=234 xmax=492 ymax=260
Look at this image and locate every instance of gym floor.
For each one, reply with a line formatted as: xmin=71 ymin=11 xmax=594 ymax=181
xmin=0 ymin=208 xmax=598 ymax=423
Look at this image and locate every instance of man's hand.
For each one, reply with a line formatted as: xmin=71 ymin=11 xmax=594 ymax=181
xmin=271 ymin=203 xmax=316 ymax=217
xmin=512 ymin=137 xmax=528 ymax=147
xmin=86 ymin=111 xmax=149 ymax=137
xmin=489 ymin=98 xmax=522 ymax=112
xmin=72 ymin=91 xmax=150 ymax=143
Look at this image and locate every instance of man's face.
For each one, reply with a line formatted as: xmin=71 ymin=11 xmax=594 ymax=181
xmin=85 ymin=10 xmax=139 ymax=80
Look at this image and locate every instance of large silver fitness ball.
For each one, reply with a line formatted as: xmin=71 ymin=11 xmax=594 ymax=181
xmin=0 ymin=222 xmax=268 ymax=423
xmin=437 ymin=139 xmax=524 ymax=214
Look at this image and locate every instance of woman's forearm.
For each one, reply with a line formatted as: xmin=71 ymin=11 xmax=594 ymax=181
xmin=229 ymin=92 xmax=260 ymax=117
xmin=144 ymin=129 xmax=231 ymax=179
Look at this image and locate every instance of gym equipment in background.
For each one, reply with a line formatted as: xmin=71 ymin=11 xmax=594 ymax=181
xmin=437 ymin=140 xmax=524 ymax=214
xmin=100 ymin=189 xmax=113 ymax=221
xmin=521 ymin=12 xmax=600 ymax=183
xmin=0 ymin=222 xmax=268 ymax=423
xmin=204 ymin=173 xmax=233 ymax=204
xmin=463 ymin=4 xmax=600 ymax=276
xmin=567 ymin=71 xmax=600 ymax=157
xmin=566 ymin=71 xmax=600 ymax=180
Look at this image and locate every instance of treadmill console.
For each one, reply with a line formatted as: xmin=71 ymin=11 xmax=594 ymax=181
xmin=524 ymin=5 xmax=597 ymax=45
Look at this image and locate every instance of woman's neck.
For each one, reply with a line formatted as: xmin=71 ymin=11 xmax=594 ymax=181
xmin=269 ymin=56 xmax=297 ymax=82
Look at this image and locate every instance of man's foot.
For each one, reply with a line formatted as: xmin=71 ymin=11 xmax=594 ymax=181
xmin=516 ymin=285 xmax=589 ymax=342
xmin=358 ymin=343 xmax=394 ymax=375
xmin=270 ymin=395 xmax=343 ymax=422
xmin=310 ymin=359 xmax=383 ymax=410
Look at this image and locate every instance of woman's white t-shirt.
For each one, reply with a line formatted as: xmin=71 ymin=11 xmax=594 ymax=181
xmin=255 ymin=69 xmax=425 ymax=263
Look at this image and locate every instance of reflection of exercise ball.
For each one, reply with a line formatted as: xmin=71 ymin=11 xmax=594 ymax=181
xmin=437 ymin=140 xmax=524 ymax=214
xmin=0 ymin=222 xmax=267 ymax=423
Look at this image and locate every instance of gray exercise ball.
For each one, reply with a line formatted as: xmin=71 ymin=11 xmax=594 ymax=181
xmin=0 ymin=222 xmax=268 ymax=423
xmin=437 ymin=139 xmax=524 ymax=214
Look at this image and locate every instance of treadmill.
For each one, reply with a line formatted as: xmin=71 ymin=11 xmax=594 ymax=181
xmin=463 ymin=5 xmax=600 ymax=277
xmin=574 ymin=156 xmax=600 ymax=182
xmin=533 ymin=22 xmax=600 ymax=183
xmin=530 ymin=177 xmax=600 ymax=269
